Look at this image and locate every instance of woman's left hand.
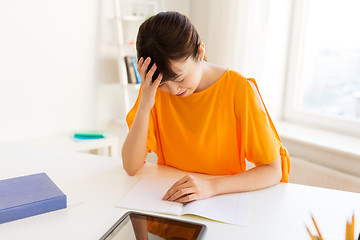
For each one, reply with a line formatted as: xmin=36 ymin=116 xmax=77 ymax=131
xmin=162 ymin=175 xmax=214 ymax=204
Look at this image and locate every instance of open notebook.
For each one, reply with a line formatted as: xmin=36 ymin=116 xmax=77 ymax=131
xmin=116 ymin=176 xmax=251 ymax=226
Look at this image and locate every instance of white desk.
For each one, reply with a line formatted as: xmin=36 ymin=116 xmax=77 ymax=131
xmin=0 ymin=143 xmax=359 ymax=240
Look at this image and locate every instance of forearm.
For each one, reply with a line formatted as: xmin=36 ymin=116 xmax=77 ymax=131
xmin=121 ymin=109 xmax=150 ymax=176
xmin=211 ymin=157 xmax=282 ymax=195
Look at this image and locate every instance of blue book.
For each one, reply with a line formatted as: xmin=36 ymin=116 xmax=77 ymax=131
xmin=0 ymin=173 xmax=67 ymax=224
xmin=130 ymin=56 xmax=141 ymax=83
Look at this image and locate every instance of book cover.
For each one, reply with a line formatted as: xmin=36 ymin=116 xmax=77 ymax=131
xmin=130 ymin=56 xmax=141 ymax=83
xmin=0 ymin=173 xmax=67 ymax=224
xmin=124 ymin=56 xmax=137 ymax=84
xmin=116 ymin=176 xmax=251 ymax=226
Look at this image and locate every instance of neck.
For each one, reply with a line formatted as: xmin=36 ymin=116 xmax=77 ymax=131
xmin=195 ymin=61 xmax=212 ymax=92
xmin=197 ymin=61 xmax=227 ymax=92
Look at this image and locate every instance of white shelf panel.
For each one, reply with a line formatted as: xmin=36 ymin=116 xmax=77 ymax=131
xmin=113 ymin=0 xmax=162 ymax=123
xmin=126 ymin=83 xmax=141 ymax=90
xmin=122 ymin=15 xmax=146 ymax=22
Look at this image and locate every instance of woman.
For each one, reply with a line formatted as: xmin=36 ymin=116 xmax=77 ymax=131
xmin=122 ymin=11 xmax=290 ymax=204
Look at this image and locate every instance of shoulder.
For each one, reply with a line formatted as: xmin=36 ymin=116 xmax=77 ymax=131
xmin=226 ymin=69 xmax=247 ymax=82
xmin=227 ymin=71 xmax=262 ymax=106
xmin=225 ymin=70 xmax=260 ymax=94
xmin=223 ymin=69 xmax=250 ymax=91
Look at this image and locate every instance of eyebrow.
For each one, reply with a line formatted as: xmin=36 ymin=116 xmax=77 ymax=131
xmin=172 ymin=74 xmax=182 ymax=80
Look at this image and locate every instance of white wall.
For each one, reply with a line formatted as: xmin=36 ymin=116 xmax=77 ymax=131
xmin=0 ymin=0 xmax=99 ymax=141
xmin=0 ymin=0 xmax=191 ymax=141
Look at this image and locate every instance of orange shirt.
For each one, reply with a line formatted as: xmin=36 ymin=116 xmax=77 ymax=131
xmin=126 ymin=70 xmax=290 ymax=182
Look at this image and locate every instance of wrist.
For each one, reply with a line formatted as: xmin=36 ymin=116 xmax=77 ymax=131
xmin=133 ymin=106 xmax=151 ymax=125
xmin=209 ymin=178 xmax=219 ymax=197
xmin=136 ymin=105 xmax=151 ymax=116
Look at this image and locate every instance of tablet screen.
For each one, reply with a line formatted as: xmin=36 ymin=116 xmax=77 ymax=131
xmin=101 ymin=211 xmax=206 ymax=240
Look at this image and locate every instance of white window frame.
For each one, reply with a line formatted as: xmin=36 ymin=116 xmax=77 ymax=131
xmin=283 ymin=0 xmax=360 ymax=137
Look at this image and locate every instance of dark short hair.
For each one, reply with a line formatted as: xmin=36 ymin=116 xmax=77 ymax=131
xmin=136 ymin=11 xmax=201 ymax=82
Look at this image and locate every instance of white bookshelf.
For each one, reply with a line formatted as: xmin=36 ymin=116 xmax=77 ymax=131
xmin=112 ymin=0 xmax=164 ymax=122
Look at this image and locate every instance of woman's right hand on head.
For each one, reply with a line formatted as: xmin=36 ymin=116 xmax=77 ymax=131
xmin=137 ymin=57 xmax=163 ymax=113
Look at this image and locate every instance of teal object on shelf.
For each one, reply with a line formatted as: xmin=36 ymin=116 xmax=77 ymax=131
xmin=73 ymin=130 xmax=106 ymax=139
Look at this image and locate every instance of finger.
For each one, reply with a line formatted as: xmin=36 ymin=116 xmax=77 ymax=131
xmin=137 ymin=57 xmax=146 ymax=75
xmin=139 ymin=57 xmax=151 ymax=82
xmin=175 ymin=193 xmax=197 ymax=204
xmin=162 ymin=176 xmax=190 ymax=200
xmin=163 ymin=178 xmax=193 ymax=200
xmin=136 ymin=57 xmax=144 ymax=73
xmin=163 ymin=176 xmax=189 ymax=197
xmin=152 ymin=73 xmax=163 ymax=88
xmin=168 ymin=187 xmax=194 ymax=202
xmin=145 ymin=62 xmax=157 ymax=81
xmin=140 ymin=57 xmax=151 ymax=71
xmin=172 ymin=175 xmax=193 ymax=189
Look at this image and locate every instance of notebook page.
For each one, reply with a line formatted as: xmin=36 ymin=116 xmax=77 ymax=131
xmin=181 ymin=192 xmax=251 ymax=226
xmin=116 ymin=177 xmax=183 ymax=215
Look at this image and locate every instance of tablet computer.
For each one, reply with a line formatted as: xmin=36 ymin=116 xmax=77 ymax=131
xmin=100 ymin=211 xmax=207 ymax=240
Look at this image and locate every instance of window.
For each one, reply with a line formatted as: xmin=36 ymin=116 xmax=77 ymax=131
xmin=284 ymin=0 xmax=360 ymax=136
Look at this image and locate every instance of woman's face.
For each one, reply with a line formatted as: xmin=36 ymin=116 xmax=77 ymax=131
xmin=158 ymin=57 xmax=203 ymax=97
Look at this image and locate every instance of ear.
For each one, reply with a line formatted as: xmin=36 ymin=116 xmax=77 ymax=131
xmin=197 ymin=42 xmax=206 ymax=61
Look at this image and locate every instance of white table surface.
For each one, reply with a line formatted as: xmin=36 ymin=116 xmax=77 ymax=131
xmin=0 ymin=142 xmax=359 ymax=240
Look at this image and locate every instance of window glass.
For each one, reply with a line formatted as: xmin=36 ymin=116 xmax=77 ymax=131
xmin=298 ymin=0 xmax=360 ymax=120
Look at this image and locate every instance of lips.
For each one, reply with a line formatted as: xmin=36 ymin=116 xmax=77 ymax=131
xmin=176 ymin=90 xmax=187 ymax=97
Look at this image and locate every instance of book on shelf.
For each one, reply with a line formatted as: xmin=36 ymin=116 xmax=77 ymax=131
xmin=124 ymin=56 xmax=140 ymax=84
xmin=116 ymin=176 xmax=251 ymax=226
xmin=0 ymin=173 xmax=67 ymax=224
xmin=130 ymin=56 xmax=141 ymax=83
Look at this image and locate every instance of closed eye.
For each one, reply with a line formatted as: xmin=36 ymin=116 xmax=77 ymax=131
xmin=158 ymin=79 xmax=184 ymax=87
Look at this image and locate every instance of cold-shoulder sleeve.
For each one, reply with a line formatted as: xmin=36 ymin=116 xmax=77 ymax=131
xmin=235 ymin=78 xmax=290 ymax=182
xmin=125 ymin=87 xmax=158 ymax=154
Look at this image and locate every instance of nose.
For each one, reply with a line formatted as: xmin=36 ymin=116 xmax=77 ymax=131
xmin=166 ymin=81 xmax=180 ymax=95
